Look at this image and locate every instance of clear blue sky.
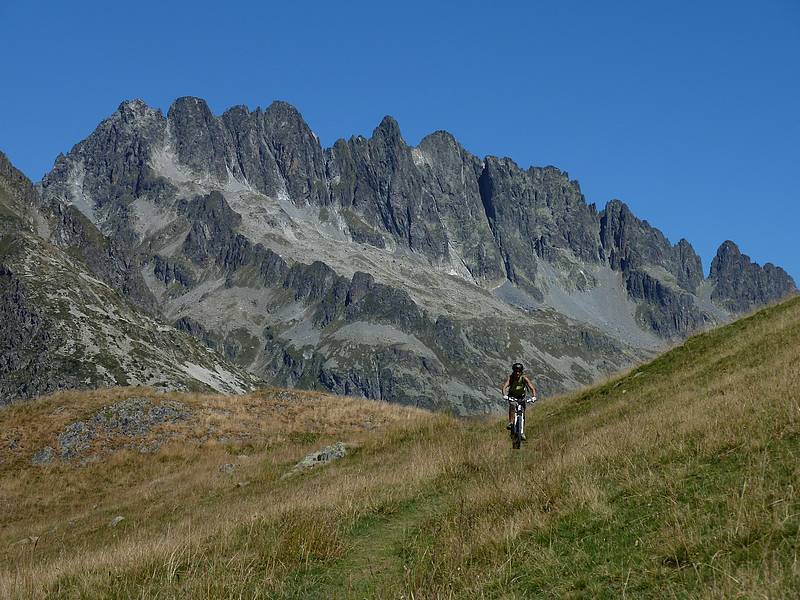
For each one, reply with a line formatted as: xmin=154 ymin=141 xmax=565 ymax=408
xmin=1 ymin=0 xmax=798 ymax=280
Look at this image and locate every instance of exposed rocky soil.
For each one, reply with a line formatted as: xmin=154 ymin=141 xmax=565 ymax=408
xmin=31 ymin=396 xmax=190 ymax=464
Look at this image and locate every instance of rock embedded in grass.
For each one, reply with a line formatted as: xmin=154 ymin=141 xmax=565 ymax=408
xmin=31 ymin=446 xmax=54 ymax=466
xmin=283 ymin=442 xmax=350 ymax=478
xmin=33 ymin=396 xmax=192 ymax=463
xmin=57 ymin=421 xmax=95 ymax=459
xmin=89 ymin=396 xmax=189 ymax=436
xmin=109 ymin=516 xmax=125 ymax=528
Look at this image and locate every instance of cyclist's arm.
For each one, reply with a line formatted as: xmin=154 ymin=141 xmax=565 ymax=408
xmin=501 ymin=375 xmax=511 ymax=396
xmin=524 ymin=376 xmax=537 ymax=397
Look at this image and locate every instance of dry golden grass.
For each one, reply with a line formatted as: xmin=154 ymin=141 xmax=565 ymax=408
xmin=0 ymin=387 xmax=439 ymax=598
xmin=1 ymin=295 xmax=799 ymax=598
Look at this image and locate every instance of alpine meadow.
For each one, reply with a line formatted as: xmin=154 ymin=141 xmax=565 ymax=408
xmin=2 ymin=295 xmax=799 ymax=598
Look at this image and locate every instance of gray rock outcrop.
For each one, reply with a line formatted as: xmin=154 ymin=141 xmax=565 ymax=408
xmin=0 ymin=151 xmax=38 ymax=235
xmin=284 ymin=442 xmax=349 ymax=478
xmin=31 ymin=397 xmax=191 ymax=462
xmin=709 ymin=241 xmax=796 ymax=313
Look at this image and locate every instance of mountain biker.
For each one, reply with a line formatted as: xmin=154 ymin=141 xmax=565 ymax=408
xmin=501 ymin=363 xmax=537 ymax=440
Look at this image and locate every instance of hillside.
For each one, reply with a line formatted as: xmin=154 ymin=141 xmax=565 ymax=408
xmin=2 ymin=295 xmax=799 ymax=598
xmin=0 ymin=151 xmax=261 ymax=403
xmin=0 ymin=230 xmax=260 ymax=402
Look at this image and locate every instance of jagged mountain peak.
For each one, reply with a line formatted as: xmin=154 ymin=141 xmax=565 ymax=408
xmin=711 ymin=239 xmax=795 ymax=283
xmin=415 ymin=130 xmax=478 ymax=176
xmin=0 ymin=149 xmax=39 ymax=235
xmin=0 ymin=150 xmax=31 ymax=188
xmin=483 ymin=154 xmax=521 ymax=168
xmin=165 ymin=97 xmax=308 ymax=122
xmin=372 ymin=115 xmax=404 ymax=142
xmin=98 ymin=99 xmax=166 ymax=136
xmin=221 ymin=104 xmax=252 ymax=119
xmin=528 ymin=164 xmax=572 ymax=179
xmin=418 ymin=129 xmax=459 ymax=147
xmin=714 ymin=239 xmax=742 ymax=259
xmin=602 ymin=199 xmax=701 ymax=254
xmin=709 ymin=240 xmax=796 ymax=313
xmin=168 ymin=95 xmax=213 ymax=115
xmin=602 ymin=198 xmax=632 ymax=216
xmin=416 ymin=130 xmax=469 ymax=163
xmin=117 ymin=98 xmax=159 ymax=117
xmin=264 ymin=99 xmax=305 ymax=120
xmin=167 ymin=96 xmax=219 ymax=130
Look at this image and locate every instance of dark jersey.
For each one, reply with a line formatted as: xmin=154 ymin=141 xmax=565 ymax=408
xmin=508 ymin=374 xmax=527 ymax=399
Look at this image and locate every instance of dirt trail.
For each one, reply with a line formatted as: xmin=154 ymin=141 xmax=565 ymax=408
xmin=314 ymin=495 xmax=443 ymax=599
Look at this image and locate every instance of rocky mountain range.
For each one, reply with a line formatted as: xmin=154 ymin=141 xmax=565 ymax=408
xmin=2 ymin=97 xmax=795 ymax=412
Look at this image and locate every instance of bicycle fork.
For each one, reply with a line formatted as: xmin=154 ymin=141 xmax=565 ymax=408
xmin=515 ymin=403 xmax=525 ymax=438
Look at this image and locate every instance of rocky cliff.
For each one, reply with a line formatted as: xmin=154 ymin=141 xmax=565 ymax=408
xmin=709 ymin=241 xmax=795 ymax=313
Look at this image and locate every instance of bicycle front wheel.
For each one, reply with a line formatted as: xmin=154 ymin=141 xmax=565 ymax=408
xmin=512 ymin=416 xmax=522 ymax=449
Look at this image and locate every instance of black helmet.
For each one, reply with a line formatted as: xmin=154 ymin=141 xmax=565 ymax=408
xmin=512 ymin=362 xmax=523 ymax=373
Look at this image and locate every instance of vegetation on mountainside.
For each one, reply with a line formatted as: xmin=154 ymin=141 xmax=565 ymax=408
xmin=1 ymin=296 xmax=799 ymax=598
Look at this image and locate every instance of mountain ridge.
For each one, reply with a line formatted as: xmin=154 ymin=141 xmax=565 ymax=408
xmin=7 ymin=96 xmax=795 ymax=410
xmin=39 ymin=96 xmax=793 ymax=296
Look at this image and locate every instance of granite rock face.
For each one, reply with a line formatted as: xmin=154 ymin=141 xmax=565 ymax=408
xmin=600 ymin=200 xmax=704 ymax=292
xmin=326 ymin=116 xmax=449 ymax=260
xmin=624 ymin=269 xmax=706 ymax=336
xmin=0 ymin=263 xmax=76 ymax=401
xmin=168 ymin=97 xmax=230 ymax=182
xmin=41 ymin=100 xmax=172 ymax=232
xmin=709 ymin=241 xmax=796 ymax=313
xmin=25 ymin=97 xmax=796 ymax=413
xmin=478 ymin=157 xmax=602 ymax=296
xmin=415 ymin=131 xmax=503 ymax=281
xmin=33 ymin=101 xmax=166 ymax=314
xmin=598 ymin=200 xmax=709 ymax=336
xmin=0 ymin=151 xmax=38 ymax=234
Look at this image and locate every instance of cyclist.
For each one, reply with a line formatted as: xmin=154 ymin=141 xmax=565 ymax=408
xmin=501 ymin=362 xmax=537 ymax=440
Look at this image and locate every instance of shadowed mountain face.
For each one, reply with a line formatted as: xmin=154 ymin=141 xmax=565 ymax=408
xmin=0 ymin=152 xmax=260 ymax=404
xmin=24 ymin=97 xmax=795 ymax=413
xmin=709 ymin=241 xmax=795 ymax=313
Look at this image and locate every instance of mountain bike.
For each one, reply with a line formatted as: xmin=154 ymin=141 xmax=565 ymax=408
xmin=507 ymin=396 xmax=535 ymax=450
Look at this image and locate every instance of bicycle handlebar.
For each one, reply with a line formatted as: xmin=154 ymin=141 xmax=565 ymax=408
xmin=504 ymin=396 xmax=537 ymax=405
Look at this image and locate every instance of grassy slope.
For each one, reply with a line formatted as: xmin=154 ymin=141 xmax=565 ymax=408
xmin=1 ymin=295 xmax=799 ymax=599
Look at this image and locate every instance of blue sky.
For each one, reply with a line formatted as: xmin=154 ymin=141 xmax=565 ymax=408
xmin=1 ymin=0 xmax=798 ymax=280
